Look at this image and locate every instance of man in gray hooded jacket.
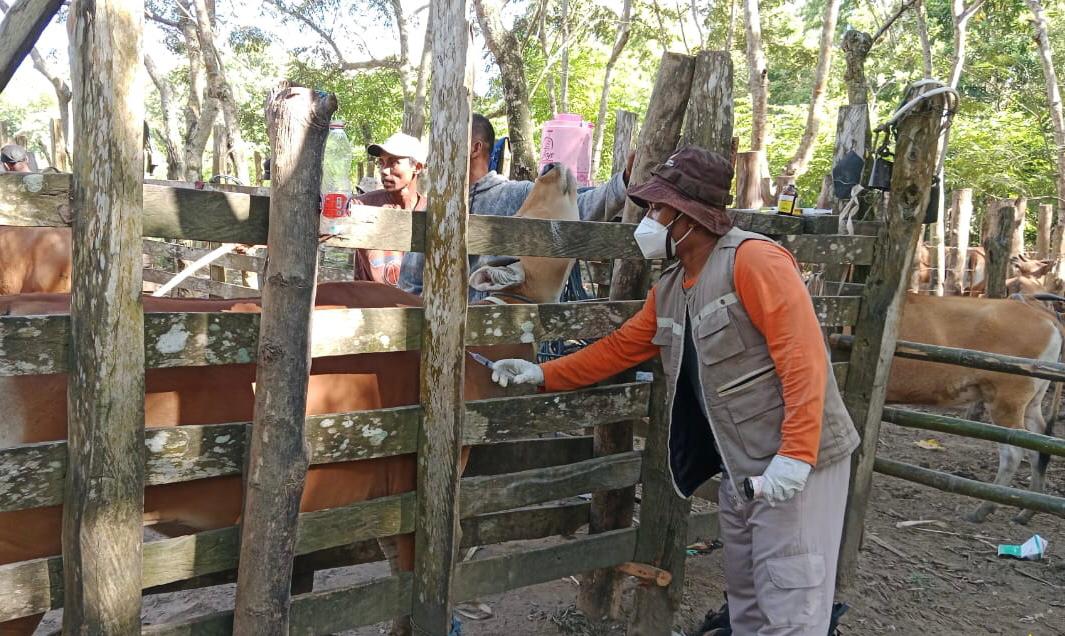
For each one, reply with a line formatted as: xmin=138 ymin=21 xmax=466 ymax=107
xmin=397 ymin=113 xmax=629 ymax=300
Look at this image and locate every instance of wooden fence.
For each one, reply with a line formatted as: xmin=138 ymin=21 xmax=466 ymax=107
xmin=0 ymin=22 xmax=948 ymax=636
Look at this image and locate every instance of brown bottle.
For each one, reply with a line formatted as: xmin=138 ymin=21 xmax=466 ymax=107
xmin=777 ymin=183 xmax=800 ymax=216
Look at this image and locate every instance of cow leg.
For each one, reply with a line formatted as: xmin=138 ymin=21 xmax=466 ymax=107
xmin=967 ymin=442 xmax=1024 ymax=523
xmin=379 ymin=536 xmax=413 ymax=636
xmin=1015 ymin=397 xmax=1052 ymax=525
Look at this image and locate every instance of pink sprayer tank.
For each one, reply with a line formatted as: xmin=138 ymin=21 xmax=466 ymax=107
xmin=538 ymin=113 xmax=594 ymax=186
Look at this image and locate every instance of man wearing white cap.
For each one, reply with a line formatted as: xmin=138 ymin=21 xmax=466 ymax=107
xmin=350 ymin=132 xmax=427 ymax=285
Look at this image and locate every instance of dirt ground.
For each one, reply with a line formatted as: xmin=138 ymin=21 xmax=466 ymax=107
xmin=35 ymin=413 xmax=1065 ymax=635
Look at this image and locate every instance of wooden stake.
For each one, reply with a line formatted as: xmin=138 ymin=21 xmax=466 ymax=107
xmin=1012 ymin=196 xmax=1028 ymax=256
xmin=1038 ymin=203 xmax=1053 ymax=258
xmin=581 ymin=50 xmax=694 ymax=624
xmin=837 ymin=87 xmax=947 ymax=588
xmin=410 ymin=1 xmax=473 ymax=632
xmin=681 ymin=50 xmax=732 ymax=154
xmin=734 ymin=150 xmax=764 ymax=209
xmin=983 ymin=202 xmax=1015 ymax=299
xmin=232 ymin=84 xmax=337 ymax=635
xmin=62 ymin=0 xmax=145 ymax=631
xmin=949 ymin=189 xmax=972 ymax=294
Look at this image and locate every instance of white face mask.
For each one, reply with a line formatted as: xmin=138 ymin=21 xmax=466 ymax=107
xmin=634 ymin=215 xmax=693 ymax=259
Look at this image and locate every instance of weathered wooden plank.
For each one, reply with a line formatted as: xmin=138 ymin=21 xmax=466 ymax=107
xmin=460 ymin=451 xmax=643 ymax=518
xmin=811 ymin=295 xmax=860 ymax=327
xmin=0 ymin=383 xmax=648 ymax=512
xmin=62 ymin=1 xmax=145 ymax=631
xmin=143 ymin=268 xmax=260 ymax=299
xmin=838 ymin=87 xmax=947 ymax=587
xmin=0 ymin=452 xmax=641 ymax=622
xmin=141 ymin=240 xmax=265 ymax=276
xmin=833 ymin=361 xmax=849 ymax=391
xmin=143 ymin=183 xmax=271 ymax=244
xmin=630 ymin=357 xmax=691 ymax=635
xmin=410 ymin=14 xmax=474 ymax=632
xmin=454 ymin=527 xmax=638 ymax=603
xmin=0 ymin=0 xmax=64 ymax=92
xmin=802 ymin=214 xmax=882 ymax=236
xmin=465 ymin=436 xmax=594 ymax=476
xmin=778 ymin=234 xmax=875 ymax=266
xmin=0 ymin=302 xmax=643 ymax=376
xmin=231 ymin=85 xmax=336 ymax=634
xmin=874 ymin=457 xmax=1065 ymax=517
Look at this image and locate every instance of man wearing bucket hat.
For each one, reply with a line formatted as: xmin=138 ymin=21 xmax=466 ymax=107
xmin=349 ymin=132 xmax=428 ymax=285
xmin=1 ymin=144 xmax=31 ymax=173
xmin=489 ymin=146 xmax=859 ymax=635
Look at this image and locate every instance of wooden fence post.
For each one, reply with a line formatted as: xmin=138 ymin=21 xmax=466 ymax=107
xmin=680 ymin=50 xmax=732 ymax=153
xmin=409 ymin=2 xmax=472 ymax=633
xmin=837 ymin=88 xmax=947 ymax=587
xmin=983 ymin=203 xmax=1015 ymax=299
xmin=1038 ymin=203 xmax=1053 ymax=258
xmin=612 ymin=109 xmax=637 ymax=175
xmin=628 ymin=49 xmax=734 ymax=636
xmin=933 ymin=198 xmax=947 ymax=296
xmin=950 ymin=189 xmax=972 ymax=294
xmin=1011 ymin=196 xmax=1028 ymax=256
xmin=232 ymin=85 xmax=337 ymax=635
xmin=577 ymin=51 xmax=695 ymax=623
xmin=62 ymin=1 xmax=144 ymax=631
xmin=734 ymin=150 xmax=763 ymax=209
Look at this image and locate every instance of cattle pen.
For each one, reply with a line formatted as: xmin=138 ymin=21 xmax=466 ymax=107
xmin=1 ymin=1 xmax=1044 ymax=635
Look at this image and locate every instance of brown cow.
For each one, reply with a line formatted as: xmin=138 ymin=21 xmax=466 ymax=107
xmin=889 ymin=293 xmax=1063 ymax=523
xmin=0 ymin=227 xmax=72 ymax=294
xmin=0 ymin=163 xmax=580 ymax=636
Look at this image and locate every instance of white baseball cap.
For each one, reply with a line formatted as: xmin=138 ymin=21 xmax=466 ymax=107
xmin=367 ymin=132 xmax=428 ymax=164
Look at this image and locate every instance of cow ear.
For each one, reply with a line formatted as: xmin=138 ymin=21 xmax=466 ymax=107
xmin=469 ymin=261 xmax=525 ymax=291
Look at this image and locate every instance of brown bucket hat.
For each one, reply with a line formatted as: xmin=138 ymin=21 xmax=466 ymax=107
xmin=627 ymin=146 xmax=735 ymax=235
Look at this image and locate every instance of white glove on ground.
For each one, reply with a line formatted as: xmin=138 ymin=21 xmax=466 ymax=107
xmin=490 ymin=359 xmax=544 ymax=388
xmin=749 ymin=454 xmax=812 ymax=506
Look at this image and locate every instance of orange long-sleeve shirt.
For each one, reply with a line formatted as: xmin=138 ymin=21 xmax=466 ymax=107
xmin=541 ymin=240 xmax=828 ymax=465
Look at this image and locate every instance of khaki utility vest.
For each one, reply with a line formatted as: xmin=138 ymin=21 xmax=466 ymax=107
xmin=651 ymin=227 xmax=859 ymax=496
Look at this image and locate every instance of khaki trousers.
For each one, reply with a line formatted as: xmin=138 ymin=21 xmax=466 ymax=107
xmin=717 ymin=457 xmax=850 ymax=635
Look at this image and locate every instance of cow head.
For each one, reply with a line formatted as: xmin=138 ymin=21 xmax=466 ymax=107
xmin=469 ymin=163 xmax=579 ymax=304
xmin=1011 ymin=254 xmax=1054 ymax=278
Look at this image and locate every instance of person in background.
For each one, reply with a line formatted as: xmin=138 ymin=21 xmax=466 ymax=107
xmin=1 ymin=144 xmax=31 ymax=173
xmin=349 ymin=132 xmax=427 ymax=286
xmin=397 ymin=113 xmax=632 ymax=300
xmin=487 ymin=146 xmax=859 ymax=636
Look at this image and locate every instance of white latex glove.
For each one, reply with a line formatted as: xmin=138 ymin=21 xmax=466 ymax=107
xmin=490 ymin=358 xmax=544 ymax=388
xmin=747 ymin=455 xmax=812 ymax=506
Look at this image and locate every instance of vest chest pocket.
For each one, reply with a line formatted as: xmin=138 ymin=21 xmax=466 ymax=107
xmin=695 ymin=306 xmax=745 ymax=364
xmin=724 ymin=377 xmax=784 ymax=459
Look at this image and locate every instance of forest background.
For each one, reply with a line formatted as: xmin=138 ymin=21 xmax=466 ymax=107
xmin=1 ymin=0 xmax=1060 ymax=241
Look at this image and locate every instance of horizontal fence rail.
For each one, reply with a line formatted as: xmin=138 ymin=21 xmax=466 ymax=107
xmin=0 ymin=297 xmax=859 ymax=377
xmin=874 ymin=457 xmax=1065 ymax=518
xmin=830 ymin=334 xmax=1065 ymax=383
xmin=1 ymin=174 xmax=875 ymax=263
xmin=882 ymin=407 xmax=1065 ymax=458
xmin=0 ymin=383 xmax=649 ymax=512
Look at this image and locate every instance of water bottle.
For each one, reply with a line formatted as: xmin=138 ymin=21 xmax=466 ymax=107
xmin=321 ymin=121 xmax=354 ymax=234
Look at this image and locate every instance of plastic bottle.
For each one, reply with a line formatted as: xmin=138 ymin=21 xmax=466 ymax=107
xmin=321 ymin=121 xmax=354 ymax=234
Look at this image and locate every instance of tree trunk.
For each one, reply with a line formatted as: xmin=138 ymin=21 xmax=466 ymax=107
xmin=179 ymin=0 xmax=215 ymax=181
xmin=783 ymin=0 xmax=841 ymax=178
xmin=915 ymin=0 xmax=933 ymax=79
xmin=1028 ymin=0 xmax=1065 ymax=280
xmin=403 ymin=7 xmax=432 ymax=138
xmin=589 ymin=0 xmax=632 ymax=176
xmin=743 ymin=0 xmax=768 ymax=151
xmin=62 ymin=0 xmax=145 ymax=631
xmin=735 ymin=150 xmax=764 ymax=209
xmin=682 ymin=50 xmax=733 ymax=156
xmin=0 ymin=0 xmax=64 ymax=92
xmin=725 ymin=0 xmax=736 ymax=53
xmin=933 ymin=200 xmax=947 ymax=295
xmin=232 ymin=85 xmax=336 ymax=634
xmin=983 ymin=203 xmax=1015 ymax=299
xmin=145 ymin=52 xmax=187 ymax=179
xmin=560 ymin=0 xmax=570 ymax=113
xmin=192 ymin=0 xmax=248 ymax=183
xmin=840 ymin=30 xmax=872 ymax=106
xmin=473 ymin=0 xmax=537 ymax=180
xmin=950 ymin=189 xmax=973 ymax=294
xmin=538 ymin=8 xmax=558 ymax=116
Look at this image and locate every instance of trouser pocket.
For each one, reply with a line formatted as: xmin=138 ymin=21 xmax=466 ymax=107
xmin=760 ymin=553 xmax=826 ymax=627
